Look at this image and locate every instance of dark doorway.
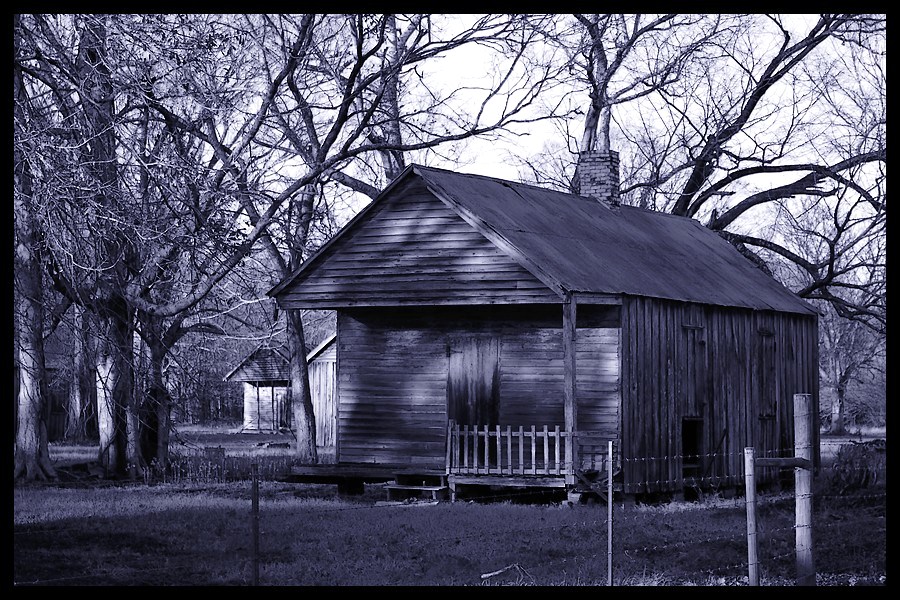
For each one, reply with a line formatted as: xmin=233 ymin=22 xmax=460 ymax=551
xmin=682 ymin=417 xmax=704 ymax=482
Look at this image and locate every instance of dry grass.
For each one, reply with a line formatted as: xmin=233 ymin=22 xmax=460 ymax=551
xmin=13 ymin=476 xmax=885 ymax=586
xmin=17 ymin=426 xmax=884 ymax=586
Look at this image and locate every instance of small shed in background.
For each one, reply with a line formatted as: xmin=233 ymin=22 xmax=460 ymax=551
xmin=224 ymin=345 xmax=291 ymax=432
xmin=224 ymin=337 xmax=337 ymax=448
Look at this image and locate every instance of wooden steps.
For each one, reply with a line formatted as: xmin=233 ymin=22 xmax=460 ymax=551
xmin=384 ymin=473 xmax=449 ymax=501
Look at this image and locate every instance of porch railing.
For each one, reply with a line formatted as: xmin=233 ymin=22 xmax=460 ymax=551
xmin=446 ymin=421 xmax=575 ymax=476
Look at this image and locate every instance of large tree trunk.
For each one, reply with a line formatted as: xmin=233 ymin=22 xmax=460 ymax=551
xmin=78 ymin=15 xmax=139 ymax=477
xmin=376 ymin=14 xmax=407 ymax=180
xmin=14 ymin=39 xmax=56 ymax=481
xmin=13 ymin=181 xmax=56 ymax=481
xmin=65 ymin=304 xmax=92 ymax=441
xmin=830 ymin=371 xmax=851 ymax=436
xmin=144 ymin=328 xmax=172 ymax=467
xmin=95 ymin=301 xmax=132 ymax=477
xmin=578 ymin=18 xmax=612 ymax=155
xmin=830 ymin=386 xmax=846 ymax=436
xmin=288 ymin=310 xmax=318 ymax=463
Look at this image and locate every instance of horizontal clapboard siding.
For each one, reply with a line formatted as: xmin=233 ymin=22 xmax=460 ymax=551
xmin=499 ymin=328 xmax=619 ymax=437
xmin=278 ymin=179 xmax=560 ymax=309
xmin=337 ymin=311 xmax=450 ymax=467
xmin=336 ymin=307 xmax=621 ymax=468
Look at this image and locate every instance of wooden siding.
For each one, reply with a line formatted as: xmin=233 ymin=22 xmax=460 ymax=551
xmin=309 ymin=346 xmax=337 ymax=448
xmin=336 ymin=306 xmax=621 ymax=468
xmin=337 ymin=311 xmax=450 ymax=467
xmin=620 ymin=296 xmax=819 ymax=494
xmin=277 ymin=178 xmax=561 ymax=309
xmin=242 ymin=382 xmax=289 ymax=431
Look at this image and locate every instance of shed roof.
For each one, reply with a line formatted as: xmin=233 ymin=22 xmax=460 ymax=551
xmin=223 ymin=345 xmax=289 ymax=383
xmin=270 ymin=164 xmax=816 ymax=316
xmin=223 ymin=335 xmax=338 ymax=383
xmin=306 ymin=333 xmax=337 ymax=362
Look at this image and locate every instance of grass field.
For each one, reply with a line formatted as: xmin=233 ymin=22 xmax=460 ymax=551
xmin=14 ymin=424 xmax=886 ymax=586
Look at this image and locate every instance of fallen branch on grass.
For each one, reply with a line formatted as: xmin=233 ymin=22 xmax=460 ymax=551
xmin=480 ymin=563 xmax=533 ymax=582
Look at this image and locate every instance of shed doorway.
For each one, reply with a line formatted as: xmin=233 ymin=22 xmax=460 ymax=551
xmin=682 ymin=417 xmax=704 ymax=481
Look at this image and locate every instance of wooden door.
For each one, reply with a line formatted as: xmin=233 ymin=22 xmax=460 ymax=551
xmin=447 ymin=337 xmax=500 ymax=428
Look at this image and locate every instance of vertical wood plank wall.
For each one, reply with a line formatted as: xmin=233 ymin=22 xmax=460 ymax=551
xmin=620 ymin=296 xmax=818 ymax=494
xmin=308 ymin=343 xmax=337 ymax=448
xmin=337 ymin=306 xmax=621 ymax=468
xmin=243 ymin=382 xmax=288 ymax=432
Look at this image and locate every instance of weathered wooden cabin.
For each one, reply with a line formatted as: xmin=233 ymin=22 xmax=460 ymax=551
xmin=269 ymin=152 xmax=819 ymax=499
xmin=224 ymin=339 xmax=337 ymax=448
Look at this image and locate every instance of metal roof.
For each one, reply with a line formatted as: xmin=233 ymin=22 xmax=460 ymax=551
xmin=223 ymin=345 xmax=290 ymax=383
xmin=223 ymin=335 xmax=338 ymax=382
xmin=270 ymin=164 xmax=816 ymax=316
xmin=416 ymin=166 xmax=816 ymax=315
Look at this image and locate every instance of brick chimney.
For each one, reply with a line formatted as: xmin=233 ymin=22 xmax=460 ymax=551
xmin=572 ymin=150 xmax=620 ymax=207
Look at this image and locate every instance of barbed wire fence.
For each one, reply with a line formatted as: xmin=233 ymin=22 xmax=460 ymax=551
xmin=14 ymin=437 xmax=885 ymax=587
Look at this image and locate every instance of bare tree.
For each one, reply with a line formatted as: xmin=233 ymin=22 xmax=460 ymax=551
xmin=522 ymin=14 xmax=884 ymax=332
xmin=817 ymin=299 xmax=885 ymax=435
xmin=14 ymin=13 xmax=573 ymax=475
xmin=14 ymin=17 xmax=56 ymax=480
xmin=634 ymin=15 xmax=884 ymax=331
xmin=14 ymin=14 xmax=254 ymax=475
xmin=183 ymin=13 xmax=574 ymax=463
xmin=64 ymin=304 xmax=95 ymax=441
xmin=567 ymin=14 xmax=727 ymax=155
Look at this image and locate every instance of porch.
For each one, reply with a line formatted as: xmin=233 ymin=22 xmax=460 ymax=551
xmin=280 ymin=421 xmax=618 ymax=501
xmin=445 ymin=420 xmax=617 ymax=501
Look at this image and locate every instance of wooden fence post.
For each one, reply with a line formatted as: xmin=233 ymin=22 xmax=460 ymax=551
xmin=607 ymin=440 xmax=613 ymax=587
xmin=562 ymin=293 xmax=577 ymax=485
xmin=744 ymin=447 xmax=759 ymax=586
xmin=794 ymin=393 xmax=815 ymax=586
xmin=745 ymin=393 xmax=816 ymax=586
xmin=251 ymin=463 xmax=259 ymax=586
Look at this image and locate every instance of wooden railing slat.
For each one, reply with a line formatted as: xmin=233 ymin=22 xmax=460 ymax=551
xmin=554 ymin=425 xmax=561 ymax=475
xmin=464 ymin=425 xmax=469 ymax=469
xmin=518 ymin=426 xmax=524 ymax=475
xmin=483 ymin=424 xmax=489 ymax=475
xmin=531 ymin=426 xmax=537 ymax=475
xmin=506 ymin=426 xmax=513 ymax=473
xmin=448 ymin=423 xmax=592 ymax=477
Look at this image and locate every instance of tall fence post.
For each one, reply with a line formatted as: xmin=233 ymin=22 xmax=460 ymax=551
xmin=794 ymin=393 xmax=815 ymax=586
xmin=744 ymin=447 xmax=759 ymax=586
xmin=251 ymin=462 xmax=259 ymax=586
xmin=607 ymin=440 xmax=613 ymax=587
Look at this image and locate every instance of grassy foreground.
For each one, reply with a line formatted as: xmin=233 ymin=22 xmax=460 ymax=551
xmin=14 ymin=480 xmax=885 ymax=586
xmin=13 ymin=426 xmax=886 ymax=586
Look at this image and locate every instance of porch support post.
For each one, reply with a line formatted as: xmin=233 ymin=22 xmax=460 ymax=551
xmin=563 ymin=292 xmax=578 ymax=485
